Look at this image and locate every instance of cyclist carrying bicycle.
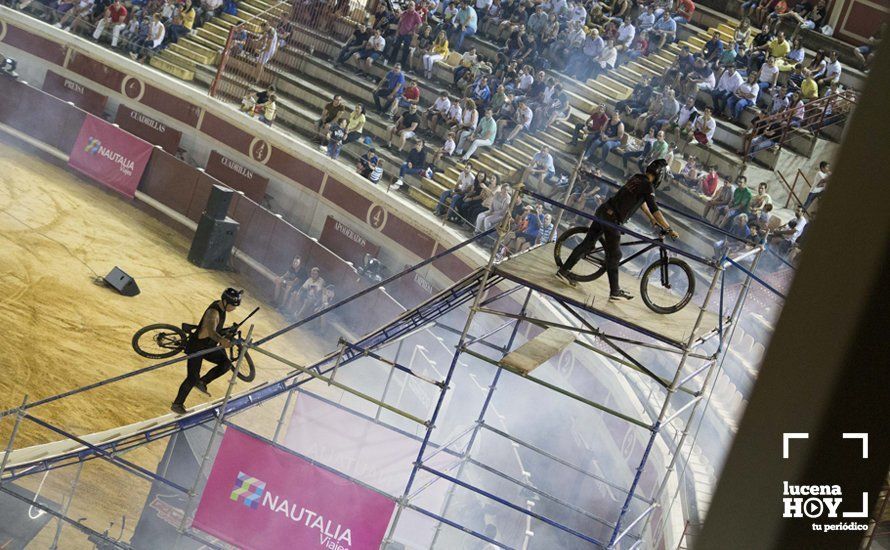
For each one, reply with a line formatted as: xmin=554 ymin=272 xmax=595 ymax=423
xmin=555 ymin=159 xmax=680 ymax=301
xmin=171 ymin=288 xmax=243 ymax=415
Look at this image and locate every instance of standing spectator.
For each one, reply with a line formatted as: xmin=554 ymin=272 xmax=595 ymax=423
xmin=803 ymin=160 xmax=830 ymax=211
xmin=373 ymin=63 xmax=406 ymax=114
xmin=92 ymin=0 xmax=127 ymax=47
xmin=387 ymin=104 xmax=422 ymax=151
xmin=394 ymin=139 xmax=428 ymax=191
xmin=389 ymin=1 xmax=424 ymax=66
xmin=325 ymin=117 xmax=347 ymax=159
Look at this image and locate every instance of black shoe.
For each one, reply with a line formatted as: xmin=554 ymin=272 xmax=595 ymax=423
xmin=195 ymin=381 xmax=211 ymax=397
xmin=171 ymin=403 xmax=187 ymax=415
xmin=555 ymin=270 xmax=577 ymax=287
xmin=609 ymin=289 xmax=634 ymax=301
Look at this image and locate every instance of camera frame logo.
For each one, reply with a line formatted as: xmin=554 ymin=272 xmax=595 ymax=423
xmin=782 ymin=432 xmax=870 ymax=533
xmin=230 ymin=471 xmax=266 ymax=510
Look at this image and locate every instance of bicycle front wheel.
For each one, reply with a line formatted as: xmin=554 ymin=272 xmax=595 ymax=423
xmin=640 ymin=259 xmax=696 ymax=314
xmin=553 ymin=226 xmax=608 ymax=282
xmin=132 ymin=324 xmax=187 ymax=359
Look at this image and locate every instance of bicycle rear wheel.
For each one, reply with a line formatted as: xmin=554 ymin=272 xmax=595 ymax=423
xmin=640 ymin=258 xmax=696 ymax=314
xmin=230 ymin=345 xmax=256 ymax=382
xmin=553 ymin=226 xmax=608 ymax=282
xmin=132 ymin=324 xmax=187 ymax=359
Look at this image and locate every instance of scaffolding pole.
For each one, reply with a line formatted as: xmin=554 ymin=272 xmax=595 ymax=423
xmin=607 ymin=264 xmax=723 ymax=548
xmin=383 ymin=188 xmax=521 ymax=547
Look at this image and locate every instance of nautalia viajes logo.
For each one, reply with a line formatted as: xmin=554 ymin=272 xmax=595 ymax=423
xmin=83 ymin=136 xmax=136 ymax=175
xmin=230 ymin=471 xmax=265 ymax=509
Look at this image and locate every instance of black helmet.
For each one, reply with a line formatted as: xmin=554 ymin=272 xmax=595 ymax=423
xmin=645 ymin=159 xmax=669 ymax=188
xmin=221 ymin=288 xmax=243 ymax=306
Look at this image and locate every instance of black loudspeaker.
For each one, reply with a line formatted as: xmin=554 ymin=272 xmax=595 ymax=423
xmin=104 ymin=266 xmax=140 ymax=297
xmin=188 ymin=214 xmax=239 ymax=270
xmin=205 ymin=184 xmax=234 ymax=220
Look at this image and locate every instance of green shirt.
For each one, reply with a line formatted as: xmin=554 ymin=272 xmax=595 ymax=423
xmin=477 ymin=116 xmax=497 ymax=141
xmin=731 ymin=186 xmax=753 ymax=211
xmin=650 ymin=139 xmax=670 ymax=160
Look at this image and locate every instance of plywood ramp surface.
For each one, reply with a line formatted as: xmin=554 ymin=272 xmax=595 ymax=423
xmin=494 ymin=244 xmax=721 ymax=346
xmin=500 ymin=328 xmax=576 ymax=375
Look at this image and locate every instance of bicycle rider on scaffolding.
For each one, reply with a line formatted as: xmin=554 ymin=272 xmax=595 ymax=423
xmin=555 ymin=159 xmax=680 ymax=301
xmin=171 ymin=288 xmax=242 ymax=415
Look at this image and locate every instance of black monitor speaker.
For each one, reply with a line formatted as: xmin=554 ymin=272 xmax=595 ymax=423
xmin=103 ymin=266 xmax=140 ymax=297
xmin=205 ymin=184 xmax=234 ymax=220
xmin=188 ymin=214 xmax=239 ymax=270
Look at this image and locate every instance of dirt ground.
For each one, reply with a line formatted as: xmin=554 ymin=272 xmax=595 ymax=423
xmin=0 ymin=135 xmax=340 ymax=547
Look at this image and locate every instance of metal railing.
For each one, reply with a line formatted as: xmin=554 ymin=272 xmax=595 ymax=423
xmin=775 ymin=167 xmax=812 ymax=209
xmin=742 ymin=90 xmax=857 ymax=160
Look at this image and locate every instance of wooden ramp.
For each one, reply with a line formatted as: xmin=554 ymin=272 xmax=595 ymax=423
xmin=500 ymin=328 xmax=576 ymax=375
xmin=494 ymin=244 xmax=722 ymax=347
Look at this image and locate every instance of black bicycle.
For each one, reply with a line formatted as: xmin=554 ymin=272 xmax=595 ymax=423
xmin=131 ymin=307 xmax=258 ymax=382
xmin=553 ymin=228 xmax=696 ymax=314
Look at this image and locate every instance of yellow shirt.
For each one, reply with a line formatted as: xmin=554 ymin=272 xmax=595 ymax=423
xmin=768 ymin=38 xmax=790 ymax=59
xmin=801 ymin=78 xmax=818 ymax=100
xmin=346 ymin=112 xmax=365 ymax=133
xmin=432 ymin=40 xmax=449 ymax=57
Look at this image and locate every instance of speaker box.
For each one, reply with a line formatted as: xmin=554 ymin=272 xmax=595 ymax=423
xmin=104 ymin=266 xmax=140 ymax=297
xmin=188 ymin=214 xmax=239 ymax=270
xmin=205 ymin=184 xmax=234 ymax=220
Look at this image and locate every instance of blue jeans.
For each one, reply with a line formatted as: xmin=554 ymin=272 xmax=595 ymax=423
xmin=399 ymin=164 xmax=425 ymax=178
xmin=728 ymin=96 xmax=753 ymax=121
xmin=327 ymin=141 xmax=342 ymax=159
xmin=436 ymin=190 xmax=463 ymax=216
xmin=373 ymin=88 xmax=396 ymax=112
xmin=451 ymin=26 xmax=476 ymax=51
xmin=673 ymin=16 xmax=689 ymax=24
xmin=710 ymin=89 xmax=732 ymax=113
xmin=597 ymin=139 xmax=622 ymax=164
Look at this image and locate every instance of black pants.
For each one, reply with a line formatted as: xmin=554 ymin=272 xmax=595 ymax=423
xmin=173 ymin=345 xmax=232 ymax=405
xmin=562 ymin=207 xmax=623 ymax=294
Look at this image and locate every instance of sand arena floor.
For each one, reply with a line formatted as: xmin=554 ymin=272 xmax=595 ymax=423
xmin=0 ymin=135 xmax=341 ymax=546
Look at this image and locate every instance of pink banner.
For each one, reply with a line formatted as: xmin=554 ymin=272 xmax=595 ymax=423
xmin=193 ymin=427 xmax=395 ymax=550
xmin=68 ymin=114 xmax=153 ymax=198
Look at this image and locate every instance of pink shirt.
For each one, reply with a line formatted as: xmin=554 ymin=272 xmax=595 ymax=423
xmin=397 ymin=9 xmax=424 ymax=36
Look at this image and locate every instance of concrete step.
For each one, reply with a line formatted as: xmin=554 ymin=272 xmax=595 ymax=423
xmin=149 ymin=54 xmax=195 ymax=81
xmin=169 ymin=41 xmax=215 ymax=65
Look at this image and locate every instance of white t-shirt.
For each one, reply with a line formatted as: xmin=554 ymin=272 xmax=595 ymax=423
xmin=824 ymin=60 xmax=842 ymax=81
xmin=518 ymin=73 xmax=534 ymax=91
xmin=432 ymin=96 xmax=451 ymax=113
xmin=617 ymin=23 xmax=635 ymax=46
xmin=368 ymin=34 xmax=385 ymax=52
xmin=811 ymin=169 xmax=829 ymax=193
xmin=693 ymin=115 xmax=716 ymax=141
xmin=791 ymin=216 xmax=807 ymax=242
xmin=759 ymin=63 xmax=779 ymax=85
xmin=717 ymin=70 xmax=744 ymax=94
xmin=677 ymin=105 xmax=698 ymax=127
xmin=151 ymin=20 xmax=165 ymax=47
xmin=598 ymin=46 xmax=617 ymax=68
xmin=518 ymin=105 xmax=533 ymax=128
xmin=736 ymin=82 xmax=759 ymax=103
xmin=446 ymin=103 xmax=463 ymax=121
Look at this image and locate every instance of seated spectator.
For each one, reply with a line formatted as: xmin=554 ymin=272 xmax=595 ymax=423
xmin=615 ymin=76 xmax=653 ymax=117
xmin=711 ymin=65 xmax=744 ymax=116
xmin=475 ymin=183 xmax=512 ymax=234
xmin=356 ymin=148 xmax=380 ymax=179
xmin=853 ymin=22 xmax=884 ymax=70
xmin=259 ymin=93 xmax=277 ymax=126
xmin=676 ymin=155 xmax=701 ymax=188
xmin=92 ymin=0 xmax=128 ymax=48
xmin=316 ymin=95 xmax=347 ymax=140
xmin=450 ymin=1 xmax=478 ymax=51
xmin=425 ymin=92 xmax=454 ymax=134
xmin=388 ymin=78 xmax=421 ymax=117
xmin=273 ymin=255 xmax=305 ymax=309
xmin=452 ymin=98 xmax=479 ymax=138
xmin=800 ymin=69 xmax=819 ymax=100
xmin=756 ymin=56 xmax=780 ymax=104
xmin=715 ymin=176 xmax=753 ymax=227
xmin=584 ymin=110 xmax=624 ymax=166
xmin=523 ymin=146 xmax=556 ymax=194
xmin=788 ymin=91 xmax=805 ymax=126
xmin=615 ymin=19 xmax=636 ymax=53
xmin=422 ymin=30 xmax=450 ymax=79
xmin=624 ymin=30 xmax=651 ymax=64
xmin=373 ymin=63 xmax=406 ymax=114
xmin=351 ymin=29 xmax=386 ymax=74
xmin=409 ymin=25 xmax=434 ymax=74
xmin=436 ymin=162 xmax=475 ymax=217
xmin=458 ymin=109 xmax=497 ymax=161
xmin=637 ymin=5 xmax=657 ymax=32
xmin=324 ymin=116 xmax=348 ymax=159
xmin=291 ymin=267 xmax=325 ymax=320
xmin=748 ymin=202 xmax=774 ymax=243
xmin=768 ymin=207 xmax=807 ymax=254
xmin=533 ymin=83 xmax=570 ymax=132
xmin=394 ymin=139 xmax=428 ymax=191
xmin=701 ymin=32 xmax=724 ymax=65
xmin=566 ymin=177 xmax=603 ymax=224
xmin=565 ymin=28 xmax=604 ymax=80
xmin=195 ymin=0 xmax=223 ymax=27
xmin=703 ymin=177 xmax=735 ymax=220
xmin=166 ymin=0 xmax=196 ymax=45
xmin=726 ymin=72 xmax=760 ymax=122
xmin=673 ymin=0 xmax=695 ymax=24
xmin=783 ymin=0 xmax=827 ymax=37
xmin=691 ymin=107 xmax=716 ymax=146
xmin=369 ymin=158 xmax=385 ymax=184
xmin=689 ymin=57 xmax=716 ymax=91
xmin=496 ymin=99 xmax=532 ymax=144
xmin=506 ymin=203 xmax=543 ymax=253
xmin=451 ymin=170 xmax=489 ymax=223
xmin=125 ymin=13 xmax=153 ymax=60
xmin=699 ymin=165 xmax=720 ymax=197
xmin=620 ymin=127 xmax=657 ymax=176
xmin=387 ymin=104 xmax=422 ymax=151
xmin=591 ymin=38 xmax=618 ymax=79
xmin=452 ymin=48 xmax=479 ymax=86
xmin=343 ymin=104 xmax=366 ymax=144
xmin=571 ymin=104 xmax=608 ymax=146
xmin=458 ymin=173 xmax=498 ymax=225
xmin=426 ymin=131 xmax=455 ymax=172
xmin=816 ymin=50 xmax=842 ymax=88
xmin=650 ymin=11 xmax=677 ymax=50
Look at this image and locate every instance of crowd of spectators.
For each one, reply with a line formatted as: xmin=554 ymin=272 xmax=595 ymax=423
xmin=272 ymin=256 xmax=336 ymax=322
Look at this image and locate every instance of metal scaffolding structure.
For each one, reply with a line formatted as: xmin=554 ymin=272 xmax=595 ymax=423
xmin=0 ymin=187 xmax=777 ymax=549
